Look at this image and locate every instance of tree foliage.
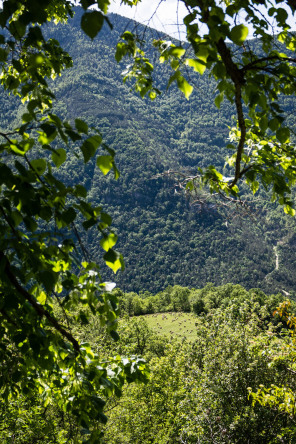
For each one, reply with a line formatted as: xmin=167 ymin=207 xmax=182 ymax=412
xmin=2 ymin=284 xmax=294 ymax=443
xmin=0 ymin=0 xmax=149 ymax=440
xmin=116 ymin=0 xmax=296 ymax=214
xmin=103 ymin=289 xmax=296 ymax=443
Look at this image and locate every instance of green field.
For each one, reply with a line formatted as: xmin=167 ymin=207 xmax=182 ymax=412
xmin=142 ymin=312 xmax=198 ymax=342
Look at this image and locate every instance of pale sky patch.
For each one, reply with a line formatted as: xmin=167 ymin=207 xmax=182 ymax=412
xmin=109 ymin=0 xmax=189 ymax=39
xmin=109 ymin=0 xmax=296 ymax=39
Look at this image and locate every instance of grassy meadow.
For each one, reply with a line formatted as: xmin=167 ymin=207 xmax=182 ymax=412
xmin=141 ymin=312 xmax=198 ymax=341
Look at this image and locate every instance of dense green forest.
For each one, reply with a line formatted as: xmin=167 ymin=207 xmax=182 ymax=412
xmin=6 ymin=9 xmax=294 ymax=295
xmin=2 ymin=282 xmax=296 ymax=442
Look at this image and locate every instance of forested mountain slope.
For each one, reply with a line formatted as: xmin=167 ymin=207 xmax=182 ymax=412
xmin=4 ymin=8 xmax=296 ymax=294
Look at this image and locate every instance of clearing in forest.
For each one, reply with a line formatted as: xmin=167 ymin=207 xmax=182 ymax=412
xmin=142 ymin=312 xmax=197 ymax=341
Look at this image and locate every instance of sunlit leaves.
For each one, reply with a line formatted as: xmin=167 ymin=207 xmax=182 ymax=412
xmin=159 ymin=45 xmax=185 ymax=62
xmin=284 ymin=205 xmax=296 ymax=216
xmin=97 ymin=155 xmax=113 ymax=175
xmin=100 ymin=233 xmax=118 ymax=252
xmin=176 ymin=74 xmax=193 ymax=99
xmin=0 ymin=2 xmax=138 ymax=439
xmin=37 ymin=291 xmax=47 ymax=305
xmin=97 ymin=0 xmax=111 ymax=14
xmin=10 ymin=140 xmax=32 ymax=155
xmin=168 ymin=70 xmax=193 ymax=99
xmin=230 ymin=24 xmax=249 ymax=45
xmin=115 ymin=31 xmax=137 ymax=62
xmin=185 ymin=58 xmax=206 ymax=75
xmin=104 ymin=249 xmax=124 ymax=273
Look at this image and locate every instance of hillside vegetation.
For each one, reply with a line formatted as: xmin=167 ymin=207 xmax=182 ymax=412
xmin=2 ymin=283 xmax=296 ymax=443
xmin=2 ymin=9 xmax=296 ymax=295
xmin=54 ymin=11 xmax=296 ymax=294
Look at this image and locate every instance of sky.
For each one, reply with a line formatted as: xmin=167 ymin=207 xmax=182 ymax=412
xmin=109 ymin=0 xmax=189 ymax=39
xmin=108 ymin=0 xmax=296 ymax=39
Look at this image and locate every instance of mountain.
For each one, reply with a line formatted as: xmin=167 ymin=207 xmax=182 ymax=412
xmin=4 ymin=8 xmax=296 ymax=295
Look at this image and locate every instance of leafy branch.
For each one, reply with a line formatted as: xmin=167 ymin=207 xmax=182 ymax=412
xmin=0 ymin=250 xmax=81 ymax=352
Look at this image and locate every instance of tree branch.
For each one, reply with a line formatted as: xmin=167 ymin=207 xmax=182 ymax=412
xmin=242 ymin=55 xmax=296 ymax=73
xmin=0 ymin=250 xmax=80 ymax=352
xmin=215 ymin=38 xmax=246 ymax=188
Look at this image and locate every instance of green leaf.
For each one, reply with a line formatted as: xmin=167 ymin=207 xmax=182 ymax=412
xmin=10 ymin=140 xmax=33 ymax=155
xmin=103 ymin=249 xmax=122 ymax=273
xmin=37 ymin=291 xmax=47 ymax=305
xmin=97 ymin=155 xmax=113 ymax=175
xmin=65 ymin=129 xmax=81 ymax=142
xmin=61 ymin=208 xmax=76 ymax=224
xmin=11 ymin=210 xmax=23 ymax=227
xmin=74 ymin=184 xmax=87 ymax=198
xmin=30 ymin=158 xmax=47 ymax=175
xmin=276 ymin=127 xmax=290 ymax=143
xmin=169 ymin=46 xmax=186 ymax=58
xmin=81 ymin=11 xmax=104 ymax=39
xmin=195 ymin=45 xmax=209 ymax=63
xmin=81 ymin=0 xmax=95 ymax=9
xmin=97 ymin=412 xmax=108 ymax=424
xmin=81 ymin=135 xmax=102 ymax=163
xmin=75 ymin=118 xmax=88 ymax=134
xmin=22 ymin=113 xmax=33 ymax=123
xmin=83 ymin=218 xmax=97 ymax=230
xmin=40 ymin=206 xmax=52 ymax=221
xmin=230 ymin=24 xmax=249 ymax=45
xmin=176 ymin=75 xmax=193 ymax=99
xmin=269 ymin=118 xmax=280 ymax=131
xmin=115 ymin=42 xmax=127 ymax=63
xmin=110 ymin=330 xmax=120 ymax=341
xmin=100 ymin=212 xmax=112 ymax=226
xmin=213 ymin=62 xmax=226 ymax=79
xmin=52 ymin=148 xmax=66 ymax=168
xmin=89 ymin=135 xmax=103 ymax=149
xmin=113 ymin=164 xmax=120 ymax=180
xmin=276 ymin=8 xmax=288 ymax=25
xmin=23 ymin=216 xmax=38 ymax=232
xmin=251 ymin=180 xmax=259 ymax=195
xmin=284 ymin=205 xmax=295 ymax=216
xmin=149 ymin=90 xmax=157 ymax=100
xmin=215 ymin=92 xmax=224 ymax=108
xmin=97 ymin=0 xmax=110 ymax=14
xmin=0 ymin=48 xmax=8 ymax=62
xmin=49 ymin=114 xmax=62 ymax=127
xmin=28 ymin=334 xmax=41 ymax=354
xmin=9 ymin=19 xmax=26 ymax=38
xmin=259 ymin=116 xmax=268 ymax=132
xmin=79 ymin=311 xmax=89 ymax=325
xmin=100 ymin=233 xmax=118 ymax=252
xmin=38 ymin=270 xmax=57 ymax=293
xmin=186 ymin=58 xmax=206 ymax=75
